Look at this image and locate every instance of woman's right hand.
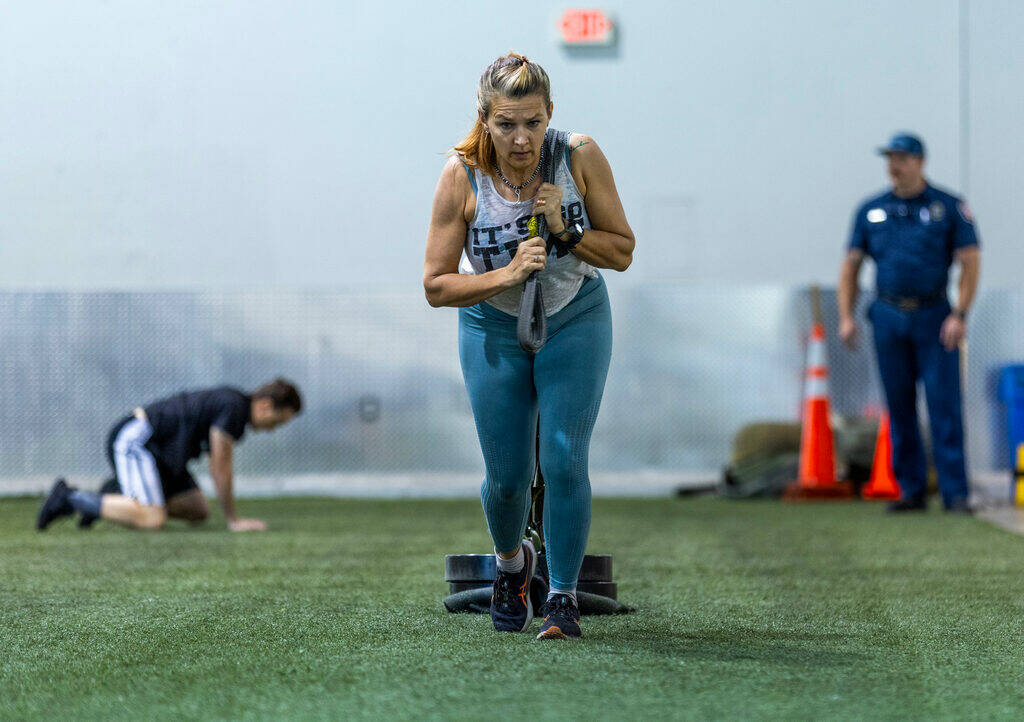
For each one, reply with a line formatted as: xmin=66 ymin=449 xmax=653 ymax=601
xmin=503 ymin=237 xmax=548 ymax=284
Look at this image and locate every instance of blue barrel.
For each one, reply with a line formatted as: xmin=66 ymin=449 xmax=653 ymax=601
xmin=998 ymin=365 xmax=1024 ymax=470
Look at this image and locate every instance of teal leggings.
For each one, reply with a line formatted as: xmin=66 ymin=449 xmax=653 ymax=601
xmin=458 ymin=274 xmax=612 ymax=591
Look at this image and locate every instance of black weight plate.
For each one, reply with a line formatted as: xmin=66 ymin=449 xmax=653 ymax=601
xmin=536 ymin=554 xmax=613 ymax=583
xmin=530 ymin=574 xmax=549 ymax=611
xmin=449 ymin=580 xmax=616 ymax=600
xmin=448 ymin=577 xmax=551 ymax=602
xmin=449 ymin=581 xmax=491 ymax=594
xmin=445 ymin=553 xmax=613 ymax=582
xmin=444 ymin=554 xmax=495 ymax=582
xmin=577 ymin=581 xmax=617 ymax=599
xmin=580 ymin=555 xmax=613 ymax=582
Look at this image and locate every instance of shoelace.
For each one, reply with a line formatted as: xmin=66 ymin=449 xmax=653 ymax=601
xmin=493 ymin=573 xmax=517 ymax=611
xmin=541 ymin=595 xmax=579 ymax=621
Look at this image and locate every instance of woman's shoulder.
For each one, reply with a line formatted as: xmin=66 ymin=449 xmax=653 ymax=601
xmin=439 ymin=154 xmax=478 ymax=223
xmin=567 ymin=133 xmax=596 ymax=158
xmin=563 ymin=133 xmax=598 ymax=195
xmin=440 ymin=154 xmax=477 ymax=193
xmin=443 ymin=153 xmax=471 ymax=176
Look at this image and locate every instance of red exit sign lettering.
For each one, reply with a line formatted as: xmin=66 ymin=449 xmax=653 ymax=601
xmin=559 ymin=9 xmax=615 ymax=46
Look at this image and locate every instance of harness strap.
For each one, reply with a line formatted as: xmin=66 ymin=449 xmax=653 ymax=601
xmin=516 ymin=129 xmax=568 ymax=354
xmin=461 ymin=162 xmax=477 ymax=193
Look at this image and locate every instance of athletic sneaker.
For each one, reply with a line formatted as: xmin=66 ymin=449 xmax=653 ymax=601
xmin=490 ymin=539 xmax=537 ymax=632
xmin=36 ymin=478 xmax=74 ymax=531
xmin=79 ymin=477 xmax=120 ymax=528
xmin=536 ymin=593 xmax=582 ymax=640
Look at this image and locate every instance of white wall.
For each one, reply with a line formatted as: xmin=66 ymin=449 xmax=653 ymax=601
xmin=968 ymin=0 xmax=1024 ymax=277
xmin=0 ymin=0 xmax=1016 ymax=291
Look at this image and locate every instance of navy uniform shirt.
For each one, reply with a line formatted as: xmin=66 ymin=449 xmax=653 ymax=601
xmin=849 ymin=184 xmax=979 ymax=298
xmin=144 ymin=386 xmax=251 ymax=472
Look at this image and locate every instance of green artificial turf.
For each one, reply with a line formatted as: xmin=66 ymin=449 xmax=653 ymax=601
xmin=2 ymin=496 xmax=1023 ymax=720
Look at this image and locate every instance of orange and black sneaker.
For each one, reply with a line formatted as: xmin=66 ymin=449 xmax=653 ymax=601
xmin=490 ymin=539 xmax=537 ymax=633
xmin=536 ymin=593 xmax=582 ymax=640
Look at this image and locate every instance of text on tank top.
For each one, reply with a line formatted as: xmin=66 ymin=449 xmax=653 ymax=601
xmin=459 ymin=129 xmax=596 ymax=316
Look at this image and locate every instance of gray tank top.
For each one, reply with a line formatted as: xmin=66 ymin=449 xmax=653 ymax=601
xmin=459 ymin=129 xmax=596 ymax=316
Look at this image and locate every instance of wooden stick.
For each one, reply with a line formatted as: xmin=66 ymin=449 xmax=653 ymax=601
xmin=810 ymin=284 xmax=823 ymax=326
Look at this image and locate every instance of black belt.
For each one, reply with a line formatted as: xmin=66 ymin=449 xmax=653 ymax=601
xmin=877 ymin=292 xmax=947 ymax=311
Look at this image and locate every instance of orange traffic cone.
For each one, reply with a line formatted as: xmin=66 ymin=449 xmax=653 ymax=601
xmin=784 ymin=322 xmax=853 ymax=500
xmin=861 ymin=413 xmax=900 ymax=500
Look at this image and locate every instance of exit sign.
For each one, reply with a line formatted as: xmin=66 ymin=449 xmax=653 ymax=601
xmin=558 ymin=9 xmax=615 ymax=46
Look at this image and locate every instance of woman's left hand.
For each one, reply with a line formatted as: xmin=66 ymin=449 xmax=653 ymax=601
xmin=531 ymin=183 xmax=564 ymax=234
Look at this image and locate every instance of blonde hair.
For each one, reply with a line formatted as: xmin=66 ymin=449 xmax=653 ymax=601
xmin=453 ymin=52 xmax=552 ymax=176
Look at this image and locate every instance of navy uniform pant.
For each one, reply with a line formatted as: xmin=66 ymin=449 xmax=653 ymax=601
xmin=868 ymin=299 xmax=969 ymax=505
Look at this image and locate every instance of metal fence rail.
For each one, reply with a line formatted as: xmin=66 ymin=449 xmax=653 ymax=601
xmin=0 ymin=285 xmax=1019 ymax=491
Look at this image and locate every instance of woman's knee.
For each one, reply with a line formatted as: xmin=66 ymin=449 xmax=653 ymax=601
xmin=481 ymin=447 xmax=535 ymax=503
xmin=483 ymin=471 xmax=532 ymax=504
xmin=539 ymin=448 xmax=588 ymax=496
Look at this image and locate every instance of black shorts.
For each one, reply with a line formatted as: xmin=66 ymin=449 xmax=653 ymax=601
xmin=106 ymin=415 xmax=199 ymax=502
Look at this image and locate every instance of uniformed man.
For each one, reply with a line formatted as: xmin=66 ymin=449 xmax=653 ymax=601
xmin=36 ymin=379 xmax=301 ymax=531
xmin=838 ymin=132 xmax=981 ymax=513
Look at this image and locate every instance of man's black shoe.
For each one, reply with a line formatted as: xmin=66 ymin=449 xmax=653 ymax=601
xmin=36 ymin=478 xmax=74 ymax=530
xmin=79 ymin=477 xmax=119 ymax=528
xmin=944 ymin=498 xmax=973 ymax=515
xmin=490 ymin=539 xmax=537 ymax=633
xmin=887 ymin=494 xmax=927 ymax=513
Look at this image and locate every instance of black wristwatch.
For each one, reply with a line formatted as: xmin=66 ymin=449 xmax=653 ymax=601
xmin=552 ymin=221 xmax=585 ymax=250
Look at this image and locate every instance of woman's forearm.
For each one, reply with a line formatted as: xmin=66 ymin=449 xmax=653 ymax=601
xmin=570 ymin=229 xmax=634 ymax=272
xmin=424 ymin=267 xmax=516 ymax=308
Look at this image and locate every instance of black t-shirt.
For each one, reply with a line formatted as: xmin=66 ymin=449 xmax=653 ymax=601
xmin=143 ymin=386 xmax=251 ymax=472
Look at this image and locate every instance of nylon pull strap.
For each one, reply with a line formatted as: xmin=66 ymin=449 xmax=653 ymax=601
xmin=517 ymin=272 xmax=547 ymax=353
xmin=515 ymin=129 xmax=567 ymax=354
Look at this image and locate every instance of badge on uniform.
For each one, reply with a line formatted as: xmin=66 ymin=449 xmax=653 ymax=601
xmin=919 ymin=207 xmax=930 ymax=223
xmin=929 ymin=200 xmax=945 ymax=222
xmin=867 ymin=208 xmax=887 ymax=223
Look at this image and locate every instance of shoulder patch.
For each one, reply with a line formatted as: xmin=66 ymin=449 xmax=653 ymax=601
xmin=867 ymin=208 xmax=887 ymax=223
xmin=957 ymin=201 xmax=974 ymax=223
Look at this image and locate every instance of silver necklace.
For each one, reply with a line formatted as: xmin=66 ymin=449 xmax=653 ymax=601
xmin=495 ymin=148 xmax=544 ymax=202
